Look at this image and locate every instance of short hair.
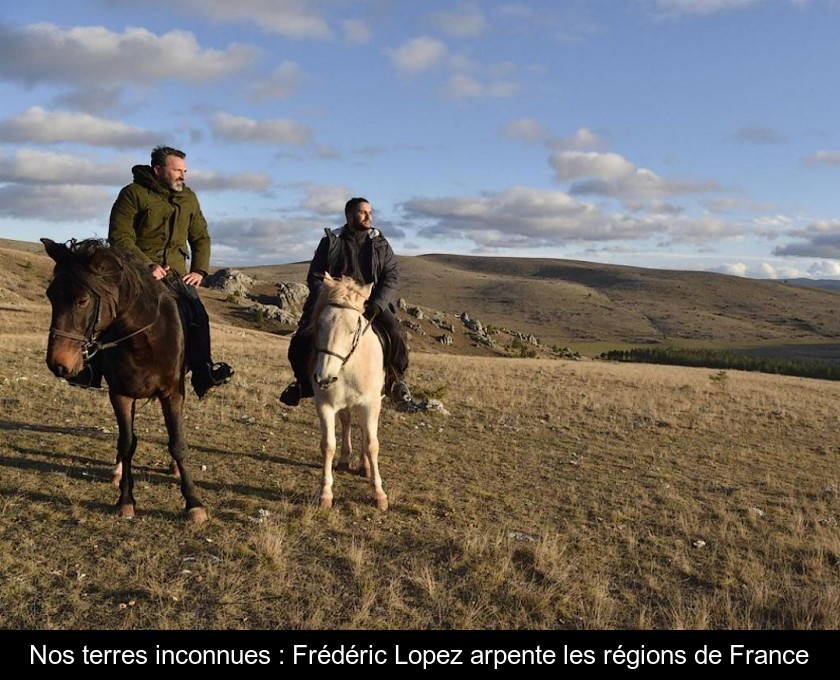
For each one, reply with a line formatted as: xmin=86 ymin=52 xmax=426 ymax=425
xmin=345 ymin=197 xmax=370 ymax=218
xmin=151 ymin=146 xmax=186 ymax=168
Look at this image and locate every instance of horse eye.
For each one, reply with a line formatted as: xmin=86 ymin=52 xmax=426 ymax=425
xmin=75 ymin=295 xmax=91 ymax=307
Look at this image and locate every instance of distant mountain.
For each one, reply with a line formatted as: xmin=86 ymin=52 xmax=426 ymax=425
xmin=780 ymin=278 xmax=840 ymax=293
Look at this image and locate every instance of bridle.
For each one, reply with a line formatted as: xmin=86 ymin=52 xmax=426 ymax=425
xmin=49 ymin=283 xmax=159 ymax=361
xmin=315 ymin=304 xmax=375 ymax=369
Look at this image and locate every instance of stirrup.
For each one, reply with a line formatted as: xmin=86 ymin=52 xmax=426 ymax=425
xmin=209 ymin=362 xmax=233 ymax=385
xmin=390 ymin=379 xmax=412 ymax=404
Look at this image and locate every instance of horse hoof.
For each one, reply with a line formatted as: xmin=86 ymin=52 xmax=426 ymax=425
xmin=187 ymin=507 xmax=208 ymax=524
xmin=116 ymin=504 xmax=135 ymax=519
xmin=320 ymin=497 xmax=333 ymax=509
xmin=169 ymin=461 xmax=181 ymax=477
xmin=376 ymin=495 xmax=389 ymax=512
xmin=111 ymin=473 xmax=122 ymax=487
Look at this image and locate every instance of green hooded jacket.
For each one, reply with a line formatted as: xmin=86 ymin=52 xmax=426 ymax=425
xmin=108 ymin=164 xmax=211 ymax=277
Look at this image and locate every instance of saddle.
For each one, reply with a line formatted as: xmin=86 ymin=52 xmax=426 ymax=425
xmin=371 ymin=322 xmax=391 ymax=370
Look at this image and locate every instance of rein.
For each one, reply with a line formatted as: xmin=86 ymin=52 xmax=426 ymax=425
xmin=315 ymin=304 xmax=376 ymax=368
xmin=49 ymin=287 xmax=161 ymax=361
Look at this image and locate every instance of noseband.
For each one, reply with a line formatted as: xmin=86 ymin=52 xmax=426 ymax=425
xmin=315 ymin=304 xmax=375 ymax=369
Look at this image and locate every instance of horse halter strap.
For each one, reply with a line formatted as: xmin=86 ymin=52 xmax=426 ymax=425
xmin=49 ymin=287 xmax=159 ymax=361
xmin=316 ymin=304 xmax=375 ymax=368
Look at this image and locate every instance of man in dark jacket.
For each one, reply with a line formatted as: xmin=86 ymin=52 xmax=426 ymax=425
xmin=280 ymin=197 xmax=411 ymax=407
xmin=69 ymin=145 xmax=233 ymax=398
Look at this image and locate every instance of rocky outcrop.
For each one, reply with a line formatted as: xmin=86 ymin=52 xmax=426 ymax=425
xmin=206 ymin=268 xmax=556 ymax=358
xmin=205 ymin=268 xmax=254 ymax=298
xmin=275 ymin=281 xmax=308 ymax=315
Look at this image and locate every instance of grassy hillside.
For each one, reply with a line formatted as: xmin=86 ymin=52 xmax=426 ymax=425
xmin=0 ymin=238 xmax=838 ymax=630
xmin=8 ymin=237 xmax=840 ymax=359
xmin=241 ymin=251 xmax=840 ymax=361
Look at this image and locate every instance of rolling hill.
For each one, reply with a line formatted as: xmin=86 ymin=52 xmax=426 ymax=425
xmin=6 ymin=237 xmax=840 ymax=362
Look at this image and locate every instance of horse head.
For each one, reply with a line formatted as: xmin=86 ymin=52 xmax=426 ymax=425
xmin=42 ymin=238 xmax=122 ymax=379
xmin=312 ymin=274 xmax=374 ymax=391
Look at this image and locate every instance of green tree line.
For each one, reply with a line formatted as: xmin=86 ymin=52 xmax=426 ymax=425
xmin=600 ymin=347 xmax=840 ymax=381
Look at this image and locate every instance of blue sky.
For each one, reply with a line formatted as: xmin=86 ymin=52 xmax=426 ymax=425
xmin=2 ymin=0 xmax=840 ymax=279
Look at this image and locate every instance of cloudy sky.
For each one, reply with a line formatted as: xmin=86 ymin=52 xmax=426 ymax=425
xmin=2 ymin=0 xmax=840 ymax=278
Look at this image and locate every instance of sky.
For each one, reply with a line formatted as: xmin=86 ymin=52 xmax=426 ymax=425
xmin=2 ymin=0 xmax=840 ymax=279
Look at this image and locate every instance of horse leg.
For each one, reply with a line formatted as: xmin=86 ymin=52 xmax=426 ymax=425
xmin=336 ymin=409 xmax=354 ymax=473
xmin=110 ymin=393 xmax=137 ymax=518
xmin=318 ymin=408 xmax=338 ymax=509
xmin=358 ymin=413 xmax=372 ymax=480
xmin=160 ymin=393 xmax=207 ymax=524
xmin=362 ymin=402 xmax=388 ymax=511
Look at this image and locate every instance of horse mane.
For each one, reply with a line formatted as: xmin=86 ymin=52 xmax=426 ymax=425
xmin=53 ymin=238 xmax=167 ymax=316
xmin=306 ymin=275 xmax=368 ymax=334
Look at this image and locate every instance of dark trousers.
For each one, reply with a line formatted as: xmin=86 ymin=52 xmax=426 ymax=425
xmin=288 ymin=310 xmax=409 ymax=388
xmin=169 ymin=279 xmax=213 ymax=375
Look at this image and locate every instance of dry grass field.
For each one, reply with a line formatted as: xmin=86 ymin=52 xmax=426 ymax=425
xmin=0 ymin=240 xmax=838 ymax=630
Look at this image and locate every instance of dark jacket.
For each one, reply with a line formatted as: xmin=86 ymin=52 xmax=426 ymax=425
xmin=108 ymin=165 xmax=211 ymax=277
xmin=301 ymin=226 xmax=400 ymax=321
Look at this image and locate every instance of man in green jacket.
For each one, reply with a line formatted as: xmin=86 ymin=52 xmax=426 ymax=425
xmin=70 ymin=145 xmax=233 ymax=398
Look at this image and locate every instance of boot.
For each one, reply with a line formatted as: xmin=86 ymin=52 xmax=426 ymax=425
xmin=279 ymin=379 xmax=313 ymax=406
xmin=279 ymin=381 xmax=302 ymax=406
xmin=191 ymin=362 xmax=234 ymax=399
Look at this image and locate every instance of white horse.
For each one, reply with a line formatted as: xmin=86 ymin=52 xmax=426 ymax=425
xmin=308 ymin=273 xmax=388 ymax=511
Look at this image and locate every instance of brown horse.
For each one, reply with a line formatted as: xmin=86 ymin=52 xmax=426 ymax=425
xmin=41 ymin=237 xmax=207 ymax=523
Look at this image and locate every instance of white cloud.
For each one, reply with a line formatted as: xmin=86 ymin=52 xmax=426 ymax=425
xmin=0 ymin=107 xmax=160 ymax=148
xmin=0 ymin=148 xmax=126 ymax=185
xmin=403 ymin=186 xmax=621 ymax=248
xmin=773 ymin=219 xmax=840 ymax=258
xmin=714 ymin=262 xmax=750 ymax=276
xmin=157 ymin=0 xmax=332 ymax=39
xmin=210 ymin=112 xmax=311 ymax=145
xmin=549 ymin=128 xmax=607 ymax=151
xmin=211 ymin=215 xmax=327 ymax=265
xmin=0 ymin=23 xmax=258 ymax=87
xmin=808 ymin=259 xmax=840 ymax=277
xmin=247 ymin=62 xmax=305 ymax=101
xmin=802 ymin=149 xmax=840 ymax=166
xmin=442 ymin=73 xmax=517 ymax=99
xmin=646 ymin=0 xmax=763 ymax=18
xmin=550 ymin=150 xmax=720 ymax=201
xmin=500 ymin=119 xmax=549 ymax=145
xmin=301 ymin=185 xmax=351 ymax=216
xmin=342 ymin=19 xmax=372 ymax=44
xmin=401 ymin=184 xmax=752 ymax=253
xmin=0 ymin=184 xmax=112 ymax=221
xmin=550 ymin=151 xmax=638 ymax=181
xmin=386 ymin=37 xmax=449 ymax=74
xmin=188 ymin=171 xmax=272 ymax=192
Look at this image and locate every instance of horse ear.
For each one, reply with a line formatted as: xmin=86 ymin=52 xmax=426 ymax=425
xmin=361 ymin=282 xmax=374 ymax=298
xmin=41 ymin=237 xmax=66 ymax=264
